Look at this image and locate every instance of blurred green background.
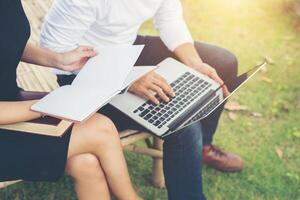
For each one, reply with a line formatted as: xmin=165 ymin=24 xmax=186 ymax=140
xmin=1 ymin=0 xmax=299 ymax=199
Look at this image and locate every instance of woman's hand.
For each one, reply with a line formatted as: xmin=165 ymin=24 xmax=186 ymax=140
xmin=22 ymin=43 xmax=97 ymax=72
xmin=58 ymin=46 xmax=97 ymax=72
xmin=128 ymin=71 xmax=175 ymax=105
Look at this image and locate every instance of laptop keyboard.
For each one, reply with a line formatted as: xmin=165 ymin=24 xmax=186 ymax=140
xmin=183 ymin=96 xmax=220 ymax=126
xmin=133 ymin=72 xmax=212 ymax=129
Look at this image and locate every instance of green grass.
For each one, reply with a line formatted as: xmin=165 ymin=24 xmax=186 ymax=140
xmin=1 ymin=0 xmax=300 ymax=199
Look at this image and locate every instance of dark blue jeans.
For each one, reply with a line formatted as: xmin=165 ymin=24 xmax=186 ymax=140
xmin=163 ymin=123 xmax=206 ymax=200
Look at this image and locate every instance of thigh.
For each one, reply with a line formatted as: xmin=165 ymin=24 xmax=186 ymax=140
xmin=98 ymin=104 xmax=146 ymax=132
xmin=135 ymin=35 xmax=238 ymax=87
xmin=194 ymin=42 xmax=238 ymax=85
xmin=134 ymin=35 xmax=177 ymax=66
xmin=67 ymin=113 xmax=116 ymax=158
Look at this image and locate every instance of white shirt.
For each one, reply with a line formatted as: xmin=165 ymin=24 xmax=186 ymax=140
xmin=40 ymin=0 xmax=194 ymax=74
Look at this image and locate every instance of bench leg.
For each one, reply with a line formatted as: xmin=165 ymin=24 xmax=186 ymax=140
xmin=152 ymin=137 xmax=165 ymax=188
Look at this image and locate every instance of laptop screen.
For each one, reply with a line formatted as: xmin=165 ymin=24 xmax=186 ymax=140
xmin=171 ymin=60 xmax=267 ymax=133
xmin=226 ymin=61 xmax=267 ymax=93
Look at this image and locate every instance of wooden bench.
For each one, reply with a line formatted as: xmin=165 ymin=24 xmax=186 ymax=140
xmin=0 ymin=0 xmax=165 ymax=189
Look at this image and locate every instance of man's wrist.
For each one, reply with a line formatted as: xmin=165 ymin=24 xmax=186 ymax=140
xmin=185 ymin=56 xmax=203 ymax=69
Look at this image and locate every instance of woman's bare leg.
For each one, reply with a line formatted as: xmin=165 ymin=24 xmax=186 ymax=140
xmin=66 ymin=154 xmax=110 ymax=200
xmin=67 ymin=113 xmax=140 ymax=200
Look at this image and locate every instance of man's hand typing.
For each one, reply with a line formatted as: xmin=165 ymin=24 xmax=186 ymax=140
xmin=128 ymin=71 xmax=175 ymax=105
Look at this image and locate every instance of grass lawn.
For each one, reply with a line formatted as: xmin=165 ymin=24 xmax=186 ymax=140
xmin=1 ymin=0 xmax=299 ymax=199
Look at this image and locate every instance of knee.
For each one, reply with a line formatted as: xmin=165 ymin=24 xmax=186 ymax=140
xmin=221 ymin=49 xmax=238 ymax=78
xmin=87 ymin=114 xmax=121 ymax=149
xmin=66 ymin=154 xmax=105 ymax=181
xmin=93 ymin=114 xmax=118 ymax=133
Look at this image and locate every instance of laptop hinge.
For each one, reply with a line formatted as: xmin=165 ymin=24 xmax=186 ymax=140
xmin=167 ymin=89 xmax=216 ymax=131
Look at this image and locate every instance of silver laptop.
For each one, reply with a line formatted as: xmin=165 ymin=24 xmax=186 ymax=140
xmin=109 ymin=58 xmax=266 ymax=138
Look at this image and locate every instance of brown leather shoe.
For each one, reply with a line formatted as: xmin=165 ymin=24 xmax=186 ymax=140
xmin=202 ymin=144 xmax=244 ymax=172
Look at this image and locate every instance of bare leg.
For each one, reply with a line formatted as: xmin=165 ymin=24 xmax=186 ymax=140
xmin=66 ymin=154 xmax=110 ymax=200
xmin=67 ymin=113 xmax=140 ymax=200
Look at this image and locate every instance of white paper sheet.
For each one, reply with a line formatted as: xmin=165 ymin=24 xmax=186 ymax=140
xmin=31 ymin=45 xmax=144 ymax=122
xmin=72 ymin=45 xmax=144 ymax=90
xmin=121 ymin=66 xmax=157 ymax=90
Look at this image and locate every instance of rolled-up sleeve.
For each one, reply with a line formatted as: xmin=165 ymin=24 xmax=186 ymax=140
xmin=153 ymin=0 xmax=194 ymax=51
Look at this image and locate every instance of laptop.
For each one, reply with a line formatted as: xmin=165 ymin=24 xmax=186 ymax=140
xmin=109 ymin=58 xmax=267 ymax=138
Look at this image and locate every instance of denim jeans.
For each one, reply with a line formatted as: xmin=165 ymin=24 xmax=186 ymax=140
xmin=163 ymin=123 xmax=206 ymax=200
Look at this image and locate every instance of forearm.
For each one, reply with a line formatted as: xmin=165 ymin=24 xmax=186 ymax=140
xmin=174 ymin=43 xmax=203 ymax=68
xmin=21 ymin=42 xmax=62 ymax=69
xmin=174 ymin=43 xmax=230 ymax=95
xmin=0 ymin=100 xmax=42 ymax=125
